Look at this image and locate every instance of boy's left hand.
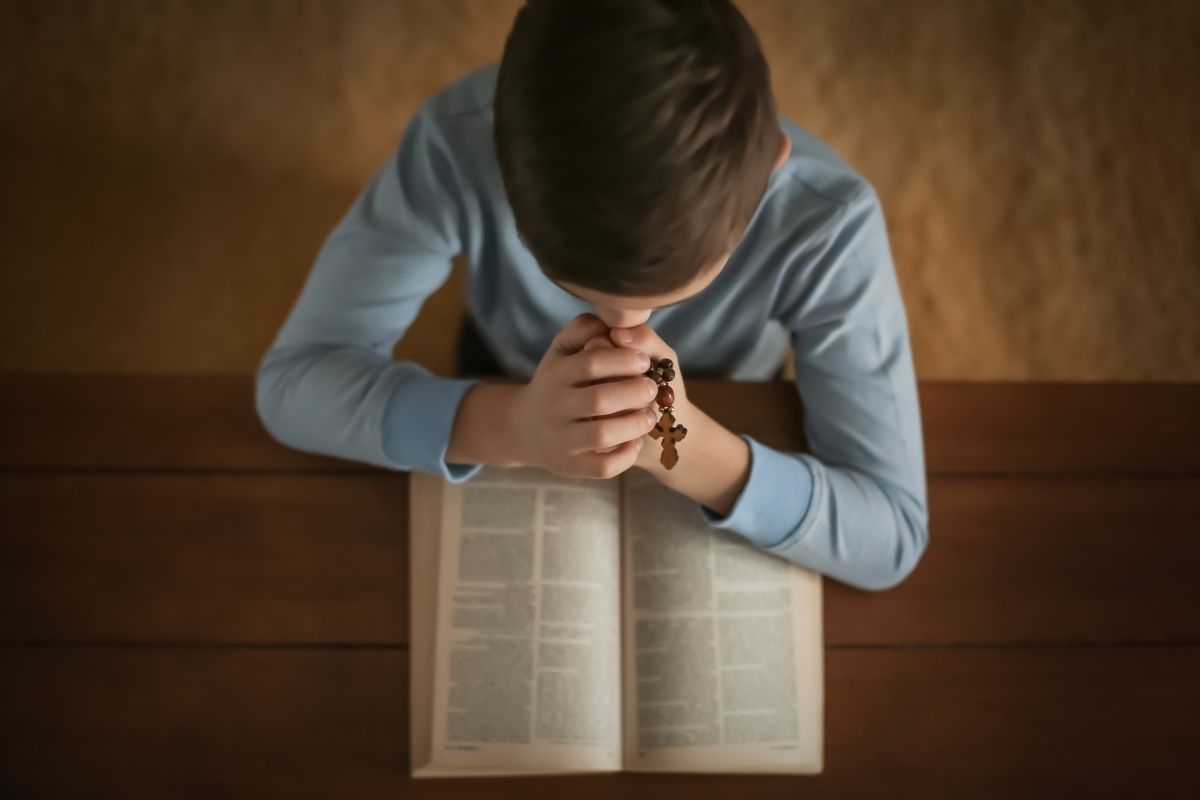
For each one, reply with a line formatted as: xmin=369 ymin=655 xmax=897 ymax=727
xmin=582 ymin=324 xmax=695 ymax=476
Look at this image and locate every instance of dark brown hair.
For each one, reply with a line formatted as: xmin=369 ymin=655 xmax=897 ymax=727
xmin=493 ymin=0 xmax=779 ymax=296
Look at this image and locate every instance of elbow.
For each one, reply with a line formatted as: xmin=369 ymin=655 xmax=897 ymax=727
xmin=851 ymin=494 xmax=929 ymax=592
xmin=253 ymin=349 xmax=293 ymax=449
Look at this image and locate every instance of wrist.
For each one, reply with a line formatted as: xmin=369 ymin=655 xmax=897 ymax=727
xmin=501 ymin=382 xmax=534 ymax=468
xmin=654 ymin=402 xmax=751 ymax=516
xmin=445 ymin=381 xmax=526 ymax=468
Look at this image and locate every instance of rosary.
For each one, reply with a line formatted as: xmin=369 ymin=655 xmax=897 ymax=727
xmin=644 ymin=357 xmax=687 ymax=470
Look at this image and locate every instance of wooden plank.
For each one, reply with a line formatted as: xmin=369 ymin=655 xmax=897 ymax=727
xmin=824 ymin=474 xmax=1200 ymax=644
xmin=2 ymin=375 xmax=1198 ymax=474
xmin=0 ymin=474 xmax=409 ymax=644
xmin=920 ymin=382 xmax=1200 ymax=474
xmin=0 ymin=374 xmax=352 ymax=472
xmin=1 ymin=645 xmax=1196 ymax=798
xmin=4 ymin=474 xmax=1199 ymax=646
xmin=0 ymin=646 xmax=408 ymax=799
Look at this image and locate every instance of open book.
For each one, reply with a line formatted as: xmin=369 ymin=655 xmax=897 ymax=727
xmin=410 ymin=465 xmax=823 ymax=776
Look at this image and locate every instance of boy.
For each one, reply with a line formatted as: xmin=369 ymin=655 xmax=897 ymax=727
xmin=255 ymin=0 xmax=927 ymax=591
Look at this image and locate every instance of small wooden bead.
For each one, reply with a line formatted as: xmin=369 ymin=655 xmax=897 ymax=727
xmin=659 ymin=358 xmax=673 ymax=370
xmin=662 ymin=367 xmax=675 ymax=382
xmin=650 ymin=367 xmax=664 ymax=383
xmin=656 ymin=384 xmax=675 ymax=407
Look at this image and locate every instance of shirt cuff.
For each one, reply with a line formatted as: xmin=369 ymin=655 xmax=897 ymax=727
xmin=698 ymin=434 xmax=815 ymax=547
xmin=380 ymin=371 xmax=485 ymax=484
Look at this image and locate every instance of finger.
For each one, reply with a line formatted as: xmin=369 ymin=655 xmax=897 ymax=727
xmin=609 ymin=326 xmax=636 ymax=347
xmin=582 ymin=334 xmax=614 ymax=353
xmin=562 ymin=346 xmax=652 ymax=388
xmin=610 ymin=324 xmax=678 ymax=370
xmin=550 ymin=313 xmax=610 ymax=358
xmin=581 ymin=335 xmax=621 ymax=385
xmin=570 ymin=374 xmax=659 ymax=418
xmin=567 ymin=406 xmax=658 ymax=454
xmin=579 ymin=437 xmax=643 ymax=480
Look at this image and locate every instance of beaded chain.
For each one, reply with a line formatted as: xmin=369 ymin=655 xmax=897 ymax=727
xmin=644 ymin=357 xmax=687 ymax=469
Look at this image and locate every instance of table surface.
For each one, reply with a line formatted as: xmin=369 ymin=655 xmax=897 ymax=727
xmin=1 ymin=375 xmax=1198 ymax=798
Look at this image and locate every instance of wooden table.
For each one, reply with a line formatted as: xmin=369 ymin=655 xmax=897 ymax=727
xmin=1 ymin=376 xmax=1198 ymax=798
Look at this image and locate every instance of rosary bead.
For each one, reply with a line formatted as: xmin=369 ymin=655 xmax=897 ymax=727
xmin=659 ymin=358 xmax=673 ymax=370
xmin=656 ymin=384 xmax=675 ymax=407
xmin=662 ymin=367 xmax=675 ymax=382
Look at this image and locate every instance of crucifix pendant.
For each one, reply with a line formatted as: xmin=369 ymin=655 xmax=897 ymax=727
xmin=645 ymin=357 xmax=685 ymax=470
xmin=649 ymin=408 xmax=688 ymax=470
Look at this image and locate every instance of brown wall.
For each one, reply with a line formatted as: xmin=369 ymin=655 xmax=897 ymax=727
xmin=2 ymin=0 xmax=1197 ymax=379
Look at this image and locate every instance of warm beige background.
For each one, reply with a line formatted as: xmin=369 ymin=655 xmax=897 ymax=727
xmin=1 ymin=0 xmax=1197 ymax=380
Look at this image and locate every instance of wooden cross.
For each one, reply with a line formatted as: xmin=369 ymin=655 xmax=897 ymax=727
xmin=649 ymin=409 xmax=688 ymax=470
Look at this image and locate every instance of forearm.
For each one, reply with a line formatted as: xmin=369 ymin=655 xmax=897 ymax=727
xmin=687 ymin=425 xmax=928 ymax=591
xmin=776 ymin=459 xmax=927 ymax=590
xmin=256 ymin=342 xmax=488 ymax=483
xmin=654 ymin=396 xmax=925 ymax=590
xmin=445 ymin=380 xmax=527 ymax=468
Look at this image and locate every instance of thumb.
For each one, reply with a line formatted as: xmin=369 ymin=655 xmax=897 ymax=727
xmin=551 ymin=313 xmax=610 ymax=358
xmin=613 ymin=322 xmax=671 ymax=358
xmin=582 ymin=333 xmax=615 ymax=352
xmin=613 ymin=324 xmax=681 ymax=379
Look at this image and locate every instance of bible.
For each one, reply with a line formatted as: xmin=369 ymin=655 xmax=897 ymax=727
xmin=410 ymin=464 xmax=823 ymax=776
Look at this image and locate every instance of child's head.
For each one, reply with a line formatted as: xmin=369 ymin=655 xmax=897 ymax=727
xmin=494 ymin=0 xmax=790 ymax=328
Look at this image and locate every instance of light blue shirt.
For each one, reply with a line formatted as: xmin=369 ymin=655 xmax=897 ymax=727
xmin=256 ymin=64 xmax=928 ymax=591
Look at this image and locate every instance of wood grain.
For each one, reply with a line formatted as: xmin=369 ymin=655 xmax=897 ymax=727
xmin=4 ymin=473 xmax=1198 ymax=646
xmin=2 ymin=376 xmax=1198 ymax=473
xmin=1 ymin=646 xmax=1195 ymax=798
xmin=2 ymin=375 xmax=1198 ymax=794
xmin=918 ymin=382 xmax=1200 ymax=474
xmin=0 ymin=374 xmax=350 ymax=472
xmin=825 ymin=474 xmax=1200 ymax=644
xmin=0 ymin=474 xmax=408 ymax=645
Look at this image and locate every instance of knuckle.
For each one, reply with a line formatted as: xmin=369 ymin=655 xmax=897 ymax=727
xmin=615 ymin=448 xmax=639 ymax=477
xmin=583 ymin=458 xmax=609 ymax=479
xmin=597 ymin=457 xmax=622 ymax=480
xmin=586 ymin=424 xmax=609 ymax=451
xmin=583 ymin=390 xmax=608 ymax=417
xmin=579 ymin=354 xmax=604 ymax=381
xmin=564 ymin=429 xmax=586 ymax=455
xmin=544 ymin=356 xmax=566 ymax=383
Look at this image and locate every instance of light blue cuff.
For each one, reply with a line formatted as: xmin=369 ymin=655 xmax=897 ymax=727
xmin=380 ymin=372 xmax=485 ymax=484
xmin=698 ymin=434 xmax=815 ymax=547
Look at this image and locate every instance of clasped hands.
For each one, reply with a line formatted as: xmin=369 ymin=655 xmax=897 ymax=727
xmin=508 ymin=312 xmax=695 ymax=481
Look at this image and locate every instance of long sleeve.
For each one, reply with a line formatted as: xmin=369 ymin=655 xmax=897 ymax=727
xmin=700 ymin=188 xmax=928 ymax=591
xmin=254 ymin=103 xmax=484 ymax=483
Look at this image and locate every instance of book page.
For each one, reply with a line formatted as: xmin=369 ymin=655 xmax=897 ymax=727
xmin=619 ymin=468 xmax=823 ymax=774
xmin=421 ymin=466 xmax=623 ymax=776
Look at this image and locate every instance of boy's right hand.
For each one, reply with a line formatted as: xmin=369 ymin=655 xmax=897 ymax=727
xmin=509 ymin=312 xmax=660 ymax=479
